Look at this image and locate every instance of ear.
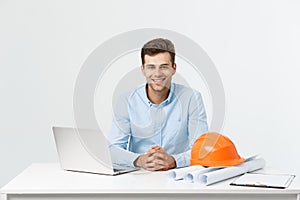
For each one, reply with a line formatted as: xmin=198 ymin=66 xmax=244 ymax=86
xmin=172 ymin=63 xmax=177 ymax=75
xmin=141 ymin=65 xmax=146 ymax=76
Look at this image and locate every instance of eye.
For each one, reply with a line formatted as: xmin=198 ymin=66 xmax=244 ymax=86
xmin=160 ymin=64 xmax=170 ymax=69
xmin=145 ymin=65 xmax=155 ymax=70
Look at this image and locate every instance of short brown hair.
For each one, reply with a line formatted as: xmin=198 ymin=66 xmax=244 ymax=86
xmin=141 ymin=38 xmax=176 ymax=65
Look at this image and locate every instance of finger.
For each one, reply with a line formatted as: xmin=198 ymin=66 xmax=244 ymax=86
xmin=144 ymin=154 xmax=167 ymax=169
xmin=152 ymin=147 xmax=166 ymax=155
xmin=152 ymin=146 xmax=161 ymax=151
xmin=148 ymin=154 xmax=170 ymax=168
xmin=151 ymin=152 xmax=167 ymax=161
xmin=152 ymin=152 xmax=176 ymax=169
xmin=151 ymin=157 xmax=166 ymax=165
xmin=145 ymin=166 xmax=165 ymax=171
xmin=144 ymin=151 xmax=175 ymax=171
xmin=145 ymin=148 xmax=157 ymax=155
xmin=146 ymin=146 xmax=162 ymax=154
xmin=145 ymin=161 xmax=167 ymax=171
xmin=144 ymin=160 xmax=162 ymax=171
xmin=146 ymin=154 xmax=166 ymax=165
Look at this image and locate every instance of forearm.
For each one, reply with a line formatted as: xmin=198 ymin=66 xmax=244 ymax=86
xmin=109 ymin=145 xmax=140 ymax=167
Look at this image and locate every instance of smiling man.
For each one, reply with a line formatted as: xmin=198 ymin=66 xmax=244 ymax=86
xmin=108 ymin=38 xmax=208 ymax=171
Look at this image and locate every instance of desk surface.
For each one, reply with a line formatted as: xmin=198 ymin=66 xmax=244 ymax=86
xmin=1 ymin=163 xmax=300 ymax=195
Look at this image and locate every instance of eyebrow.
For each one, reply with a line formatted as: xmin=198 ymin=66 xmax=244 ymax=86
xmin=144 ymin=62 xmax=170 ymax=66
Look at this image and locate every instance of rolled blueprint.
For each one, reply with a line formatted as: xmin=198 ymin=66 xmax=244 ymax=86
xmin=185 ymin=167 xmax=223 ymax=183
xmin=168 ymin=165 xmax=206 ymax=180
xmin=195 ymin=158 xmax=266 ymax=185
xmin=167 ymin=156 xmax=266 ymax=186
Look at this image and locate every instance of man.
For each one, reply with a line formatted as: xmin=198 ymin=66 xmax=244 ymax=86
xmin=108 ymin=38 xmax=208 ymax=171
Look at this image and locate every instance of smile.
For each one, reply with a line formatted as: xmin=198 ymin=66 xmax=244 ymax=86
xmin=152 ymin=78 xmax=165 ymax=83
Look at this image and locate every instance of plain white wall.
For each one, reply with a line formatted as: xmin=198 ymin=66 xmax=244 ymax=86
xmin=1 ymin=0 xmax=300 ymax=187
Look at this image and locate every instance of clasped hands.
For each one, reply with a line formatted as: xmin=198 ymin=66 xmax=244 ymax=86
xmin=134 ymin=146 xmax=176 ymax=171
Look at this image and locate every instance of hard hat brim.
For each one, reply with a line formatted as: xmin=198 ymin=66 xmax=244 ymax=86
xmin=190 ymin=157 xmax=245 ymax=167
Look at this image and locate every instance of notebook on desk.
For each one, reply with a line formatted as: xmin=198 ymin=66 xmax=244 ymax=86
xmin=52 ymin=126 xmax=138 ymax=175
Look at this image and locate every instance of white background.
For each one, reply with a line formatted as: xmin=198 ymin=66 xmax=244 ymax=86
xmin=1 ymin=0 xmax=300 ymax=187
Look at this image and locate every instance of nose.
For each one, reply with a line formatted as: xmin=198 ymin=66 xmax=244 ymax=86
xmin=153 ymin=67 xmax=163 ymax=76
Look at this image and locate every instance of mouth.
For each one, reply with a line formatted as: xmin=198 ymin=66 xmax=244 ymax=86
xmin=152 ymin=78 xmax=165 ymax=84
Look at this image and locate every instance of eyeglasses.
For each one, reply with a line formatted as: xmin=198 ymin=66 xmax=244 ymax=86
xmin=143 ymin=64 xmax=174 ymax=72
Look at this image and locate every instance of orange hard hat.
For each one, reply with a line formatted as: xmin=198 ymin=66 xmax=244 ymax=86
xmin=190 ymin=132 xmax=245 ymax=167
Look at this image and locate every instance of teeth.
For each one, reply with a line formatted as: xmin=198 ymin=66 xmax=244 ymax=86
xmin=153 ymin=79 xmax=163 ymax=82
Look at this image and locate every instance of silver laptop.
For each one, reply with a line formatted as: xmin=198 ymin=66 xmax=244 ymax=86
xmin=52 ymin=126 xmax=138 ymax=175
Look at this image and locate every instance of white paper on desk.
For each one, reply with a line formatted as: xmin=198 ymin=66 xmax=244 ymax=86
xmin=196 ymin=158 xmax=266 ymax=185
xmin=230 ymin=173 xmax=296 ymax=189
xmin=168 ymin=166 xmax=206 ymax=180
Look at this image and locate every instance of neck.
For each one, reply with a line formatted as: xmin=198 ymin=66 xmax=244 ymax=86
xmin=146 ymin=85 xmax=170 ymax=105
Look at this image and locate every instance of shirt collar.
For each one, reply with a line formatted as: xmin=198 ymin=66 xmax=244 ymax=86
xmin=142 ymin=83 xmax=175 ymax=107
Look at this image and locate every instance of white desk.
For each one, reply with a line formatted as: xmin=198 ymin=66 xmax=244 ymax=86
xmin=1 ymin=163 xmax=299 ymax=200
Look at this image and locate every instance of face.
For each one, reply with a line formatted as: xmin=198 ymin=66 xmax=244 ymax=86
xmin=141 ymin=52 xmax=176 ymax=93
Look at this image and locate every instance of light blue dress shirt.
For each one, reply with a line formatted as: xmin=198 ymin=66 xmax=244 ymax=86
xmin=108 ymin=83 xmax=208 ymax=168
